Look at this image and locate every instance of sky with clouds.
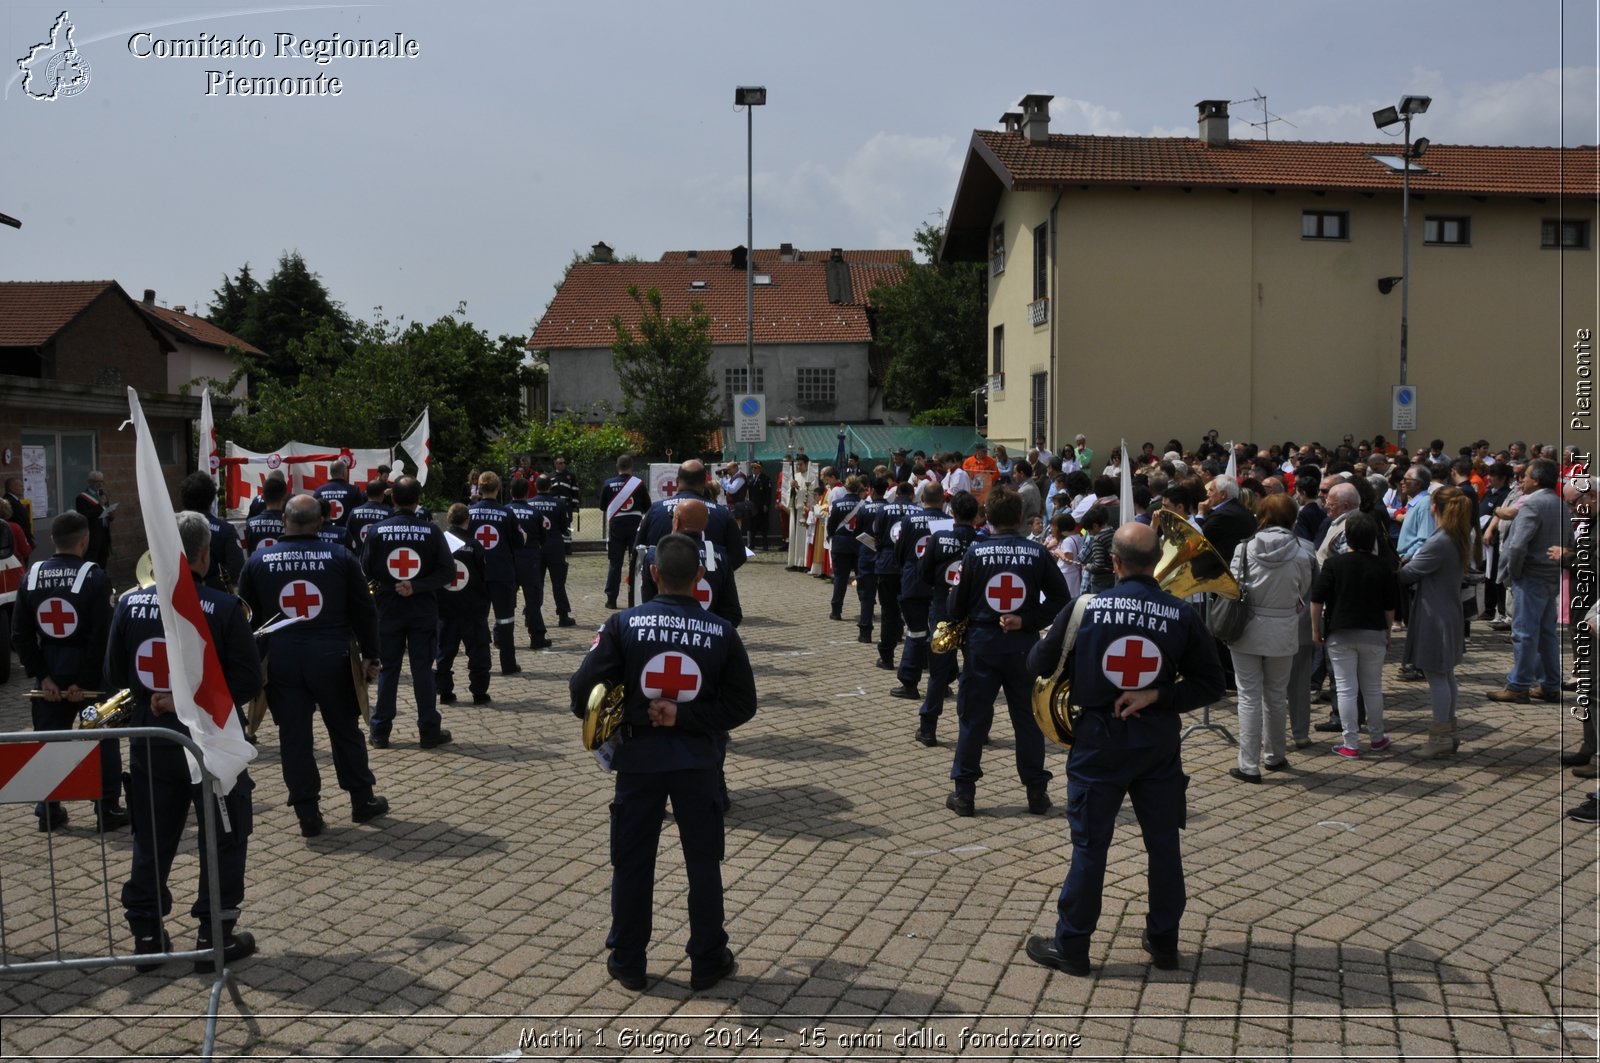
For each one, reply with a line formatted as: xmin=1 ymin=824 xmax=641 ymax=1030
xmin=4 ymin=0 xmax=1595 ymax=342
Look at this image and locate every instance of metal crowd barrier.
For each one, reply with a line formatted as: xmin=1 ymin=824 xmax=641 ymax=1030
xmin=0 ymin=726 xmax=250 ymax=1061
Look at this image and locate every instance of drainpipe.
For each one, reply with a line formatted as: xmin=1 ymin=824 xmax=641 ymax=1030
xmin=1048 ymin=187 xmax=1063 ymax=445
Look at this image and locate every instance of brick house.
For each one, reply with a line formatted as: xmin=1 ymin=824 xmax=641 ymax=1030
xmin=136 ymin=288 xmax=262 ymax=398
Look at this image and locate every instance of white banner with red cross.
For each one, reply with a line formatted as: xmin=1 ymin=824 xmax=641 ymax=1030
xmin=220 ymin=442 xmax=394 ymax=519
xmin=0 ymin=741 xmax=104 ymax=803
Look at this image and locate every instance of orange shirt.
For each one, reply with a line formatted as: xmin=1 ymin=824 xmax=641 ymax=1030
xmin=963 ymin=454 xmax=1000 ymax=500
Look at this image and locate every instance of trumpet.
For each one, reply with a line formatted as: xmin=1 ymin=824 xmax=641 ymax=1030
xmin=25 ymin=689 xmax=105 ymax=700
xmin=582 ymin=682 xmax=625 ymax=751
xmin=930 ymin=618 xmax=968 ymax=654
xmin=74 ymin=689 xmax=133 ymax=730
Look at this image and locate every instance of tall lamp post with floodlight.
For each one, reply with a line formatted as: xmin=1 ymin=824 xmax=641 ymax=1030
xmin=1373 ymin=94 xmax=1430 ymax=452
xmin=736 ymin=86 xmax=766 ymax=471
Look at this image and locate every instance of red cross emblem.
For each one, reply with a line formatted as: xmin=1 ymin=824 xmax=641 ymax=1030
xmin=474 ymin=524 xmax=500 ymax=551
xmin=37 ymin=597 xmax=79 ymax=638
xmin=266 ymin=453 xmax=282 ymax=470
xmin=619 ymin=494 xmax=634 ymax=511
xmin=890 ymin=522 xmax=903 ymax=544
xmin=279 ymin=580 xmax=323 ymax=620
xmin=326 ymin=498 xmax=345 ymax=522
xmin=541 ymin=516 xmax=552 ymax=531
xmin=641 ymin=651 xmax=702 ymax=703
xmin=914 ymin=535 xmax=930 ymax=559
xmin=359 ymin=525 xmax=371 ymax=543
xmin=446 ymin=558 xmax=470 ymax=591
xmin=208 ymin=453 xmax=220 ymax=472
xmin=692 ymin=578 xmax=714 ymax=610
xmin=387 ymin=547 xmax=421 ymax=580
xmin=984 ymin=572 xmax=1027 ymax=613
xmin=943 ymin=561 xmax=962 ymax=587
xmin=1102 ymin=635 xmax=1163 ymax=689
xmin=660 ymin=478 xmax=678 ymax=497
xmin=257 ymin=537 xmax=277 ymax=552
xmin=135 ymin=637 xmax=171 ymax=692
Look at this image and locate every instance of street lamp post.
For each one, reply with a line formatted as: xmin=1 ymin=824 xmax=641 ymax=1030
xmin=1373 ymin=94 xmax=1430 ymax=453
xmin=735 ymin=86 xmax=766 ymax=471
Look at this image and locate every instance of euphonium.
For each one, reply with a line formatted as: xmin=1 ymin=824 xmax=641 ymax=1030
xmin=1031 ymin=674 xmax=1080 ymax=748
xmin=582 ymin=682 xmax=626 ymax=751
xmin=930 ymin=618 xmax=969 ymax=654
xmin=75 ymin=689 xmax=133 ymax=730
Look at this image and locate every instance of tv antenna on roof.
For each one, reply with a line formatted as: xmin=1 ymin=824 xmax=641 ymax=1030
xmin=1231 ymin=90 xmax=1297 ymax=140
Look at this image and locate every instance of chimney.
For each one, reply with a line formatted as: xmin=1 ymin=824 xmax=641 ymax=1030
xmin=731 ymin=245 xmax=748 ymax=271
xmin=1197 ymin=99 xmax=1230 ymax=147
xmin=779 ymin=242 xmax=796 ymax=262
xmin=173 ymin=305 xmax=187 ymax=314
xmin=686 ymin=249 xmax=698 ymax=262
xmin=142 ymin=288 xmax=155 ymax=305
xmin=1019 ymin=94 xmax=1053 ymax=144
xmin=998 ymin=110 xmax=1024 ymax=135
xmin=590 ymin=240 xmax=614 ymax=263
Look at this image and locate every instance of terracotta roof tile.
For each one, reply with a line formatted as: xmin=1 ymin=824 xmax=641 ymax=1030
xmin=660 ymin=248 xmax=910 ymax=265
xmin=0 ymin=280 xmax=119 ymax=347
xmin=530 ymin=255 xmax=908 ymax=351
xmin=137 ymin=302 xmax=264 ymax=356
xmin=975 ymin=130 xmax=1597 ymax=196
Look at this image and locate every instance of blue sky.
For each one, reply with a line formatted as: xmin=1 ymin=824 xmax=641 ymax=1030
xmin=4 ymin=0 xmax=1595 ymax=342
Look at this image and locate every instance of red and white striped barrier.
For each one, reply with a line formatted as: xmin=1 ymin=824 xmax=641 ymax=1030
xmin=0 ymin=742 xmax=102 ymax=803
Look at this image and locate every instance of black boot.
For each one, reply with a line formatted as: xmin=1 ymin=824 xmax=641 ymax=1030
xmin=94 ymin=800 xmax=129 ymax=832
xmin=194 ymin=920 xmax=256 ymax=973
xmin=129 ymin=919 xmax=172 ymax=973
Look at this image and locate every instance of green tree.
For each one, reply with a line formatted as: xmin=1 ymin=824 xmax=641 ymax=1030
xmin=207 ymin=250 xmax=350 ymax=378
xmin=208 ymin=263 xmax=262 ymax=340
xmin=610 ymin=285 xmax=718 ymax=459
xmin=873 ymin=222 xmax=985 ymax=424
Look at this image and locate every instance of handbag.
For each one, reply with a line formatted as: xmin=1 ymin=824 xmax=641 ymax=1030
xmin=1206 ymin=539 xmax=1252 ymax=643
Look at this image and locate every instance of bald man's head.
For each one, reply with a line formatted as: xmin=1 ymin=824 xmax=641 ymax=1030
xmin=1111 ymin=521 xmax=1161 ymax=576
xmin=671 ymin=497 xmax=709 ymax=534
xmin=1326 ymin=482 xmax=1359 ymax=517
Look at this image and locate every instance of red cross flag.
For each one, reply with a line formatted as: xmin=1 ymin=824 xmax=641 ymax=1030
xmin=984 ymin=572 xmax=1027 ymax=613
xmin=134 ymin=637 xmax=172 ymax=692
xmin=398 ymin=407 xmax=431 ymax=486
xmin=1102 ymin=635 xmax=1164 ymax=690
xmin=641 ymin=651 xmax=703 ymax=703
xmin=386 ymin=547 xmax=422 ymax=580
xmin=35 ymin=597 xmax=79 ymax=638
xmin=127 ymin=387 xmax=256 ymax=795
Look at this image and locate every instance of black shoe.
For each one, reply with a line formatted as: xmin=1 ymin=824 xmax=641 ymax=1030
xmin=606 ymin=953 xmax=647 ymax=992
xmin=420 ymin=729 xmax=453 ymax=749
xmin=889 ymin=684 xmax=920 ymax=700
xmin=1024 ymin=934 xmax=1090 ymax=976
xmin=298 ymin=811 xmax=326 ymax=838
xmin=1263 ymin=759 xmax=1290 ymax=773
xmin=1313 ymin=719 xmax=1342 ymax=733
xmin=875 ymin=658 xmax=894 ymax=670
xmin=1027 ymin=786 xmax=1052 ymax=815
xmin=501 ymin=663 xmax=523 ymax=675
xmin=194 ymin=929 xmax=256 ymax=973
xmin=1228 ymin=767 xmax=1262 ymax=784
xmin=558 ymin=616 xmax=577 ymax=628
xmin=530 ymin=637 xmax=552 ymax=650
xmin=37 ymin=802 xmax=68 ymax=832
xmin=1569 ymin=799 xmax=1600 ymax=823
xmin=946 ymin=792 xmax=975 ymax=817
xmin=438 ymin=692 xmax=457 ymax=705
xmin=1562 ymin=749 xmax=1596 ymax=767
xmin=915 ymin=730 xmax=938 ymax=747
xmin=352 ymin=795 xmax=390 ymax=823
xmin=829 ymin=612 xmax=843 ymax=621
xmin=857 ymin=631 xmax=873 ymax=644
xmin=131 ymin=925 xmax=171 ymax=973
xmin=472 ymin=693 xmax=493 ymax=705
xmin=1398 ymin=667 xmax=1425 ymax=682
xmin=1141 ymin=930 xmax=1181 ymax=970
xmin=605 ymin=599 xmax=620 ymax=610
xmin=369 ymin=731 xmax=390 ymax=749
xmin=94 ymin=800 xmax=129 ymax=832
xmin=689 ymin=947 xmax=737 ymax=991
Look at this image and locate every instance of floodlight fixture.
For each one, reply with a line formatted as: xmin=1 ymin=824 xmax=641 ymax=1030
xmin=1373 ymin=106 xmax=1400 ymax=129
xmin=735 ymin=86 xmax=767 ymax=106
xmin=1409 ymin=137 xmax=1430 ymax=159
xmin=1400 ymin=95 xmax=1431 ymax=115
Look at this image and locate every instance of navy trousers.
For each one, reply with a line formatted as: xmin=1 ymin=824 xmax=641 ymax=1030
xmin=949 ymin=646 xmax=1049 ymax=796
xmin=265 ymin=638 xmax=376 ymax=810
xmin=122 ymin=749 xmax=251 ymax=926
xmin=488 ymin=579 xmax=518 ymax=669
xmin=436 ymin=613 xmax=491 ymax=699
xmin=372 ymin=608 xmax=441 ymax=738
xmin=515 ymin=555 xmax=547 ymax=639
xmin=897 ymin=597 xmax=930 ymax=689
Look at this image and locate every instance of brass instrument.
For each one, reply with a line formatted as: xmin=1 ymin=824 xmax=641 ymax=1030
xmin=349 ymin=641 xmax=371 ymax=726
xmin=135 ymin=551 xmax=155 ymax=589
xmin=1030 ymin=511 xmax=1241 ymax=748
xmin=930 ymin=618 xmax=969 ymax=654
xmin=75 ymin=689 xmax=133 ymax=730
xmin=25 ymin=689 xmax=105 ymax=700
xmin=582 ymin=682 xmax=625 ymax=751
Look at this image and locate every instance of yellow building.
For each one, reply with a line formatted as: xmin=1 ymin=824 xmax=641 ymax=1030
xmin=941 ymin=96 xmax=1597 ymax=459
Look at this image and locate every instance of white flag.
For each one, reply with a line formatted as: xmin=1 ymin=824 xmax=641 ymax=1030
xmin=127 ymin=388 xmax=257 ymax=794
xmin=1119 ymin=437 xmax=1135 ymax=525
xmin=198 ymin=387 xmax=217 ymax=513
xmin=1224 ymin=440 xmax=1237 ymax=482
xmin=399 ymin=407 xmax=431 ymax=486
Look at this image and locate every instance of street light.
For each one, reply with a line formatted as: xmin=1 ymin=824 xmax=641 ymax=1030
xmin=736 ymin=86 xmax=766 ymax=470
xmin=1373 ymin=93 xmax=1429 ymax=451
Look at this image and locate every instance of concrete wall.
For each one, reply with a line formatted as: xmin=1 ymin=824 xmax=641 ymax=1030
xmin=167 ymin=340 xmax=248 ymax=398
xmin=981 ymin=184 xmax=1597 ymax=457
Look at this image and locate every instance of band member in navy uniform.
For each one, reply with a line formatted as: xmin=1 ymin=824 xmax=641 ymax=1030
xmin=506 ymin=477 xmax=551 ymax=649
xmin=109 ymin=511 xmax=260 ymax=972
xmin=872 ymin=481 xmax=917 ymax=671
xmin=237 ymin=494 xmax=388 ymax=837
xmin=853 ymin=478 xmax=885 ymax=644
xmin=634 ymin=461 xmax=747 ymax=575
xmin=1024 ymin=521 xmax=1224 ymax=977
xmin=314 ymin=497 xmax=352 ymax=553
xmin=11 ymin=511 xmax=126 ymax=831
xmin=363 ymin=476 xmax=456 ymax=750
xmin=312 ymin=459 xmax=364 ymax=529
xmin=468 ymin=472 xmax=526 ymax=675
xmin=826 ymin=476 xmax=864 ymax=624
xmin=346 ymin=480 xmax=394 ymax=549
xmin=916 ymin=489 xmax=981 ymax=746
xmin=568 ymin=533 xmax=757 ymax=993
xmin=639 ymin=499 xmax=742 ymax=626
xmin=889 ymin=481 xmax=949 ymax=701
xmin=945 ymin=487 xmax=1070 ymax=818
xmin=245 ymin=470 xmax=286 ymax=520
xmin=436 ymin=504 xmax=493 ymax=705
xmin=527 ymin=474 xmax=575 ymax=627
xmin=243 ymin=474 xmax=288 ymax=555
xmin=600 ymin=454 xmax=647 ymax=609
xmin=180 ymin=472 xmax=244 ymax=593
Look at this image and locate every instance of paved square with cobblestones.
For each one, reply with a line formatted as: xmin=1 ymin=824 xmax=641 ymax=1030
xmin=0 ymin=550 xmax=1595 ymax=1060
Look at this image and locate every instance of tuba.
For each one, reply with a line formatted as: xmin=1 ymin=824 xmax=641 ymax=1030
xmin=75 ymin=689 xmax=133 ymax=730
xmin=1030 ymin=510 xmax=1241 ymax=748
xmin=930 ymin=618 xmax=969 ymax=654
xmin=582 ymin=682 xmax=625 ymax=751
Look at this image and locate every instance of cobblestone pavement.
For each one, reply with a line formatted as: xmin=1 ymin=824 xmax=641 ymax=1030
xmin=0 ymin=550 xmax=1596 ymax=1060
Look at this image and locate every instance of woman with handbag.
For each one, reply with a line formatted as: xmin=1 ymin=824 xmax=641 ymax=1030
xmin=1226 ymin=494 xmax=1316 ymax=781
xmin=1310 ymin=513 xmax=1402 ymax=758
xmin=1399 ymin=486 xmax=1473 ymax=757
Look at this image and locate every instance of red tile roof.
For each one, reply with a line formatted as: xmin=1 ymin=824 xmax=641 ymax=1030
xmin=530 ymin=255 xmax=908 ymax=351
xmin=137 ymin=301 xmax=264 ymax=356
xmin=974 ymin=129 xmax=1597 ymax=196
xmin=660 ymin=248 xmax=911 ymax=265
xmin=0 ymin=280 xmax=120 ymax=347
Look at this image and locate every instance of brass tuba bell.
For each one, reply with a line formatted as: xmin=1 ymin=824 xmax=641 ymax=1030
xmin=582 ymin=682 xmax=626 ymax=751
xmin=1031 ymin=674 xmax=1080 ymax=748
xmin=75 ymin=689 xmax=133 ymax=730
xmin=930 ymin=618 xmax=968 ymax=655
